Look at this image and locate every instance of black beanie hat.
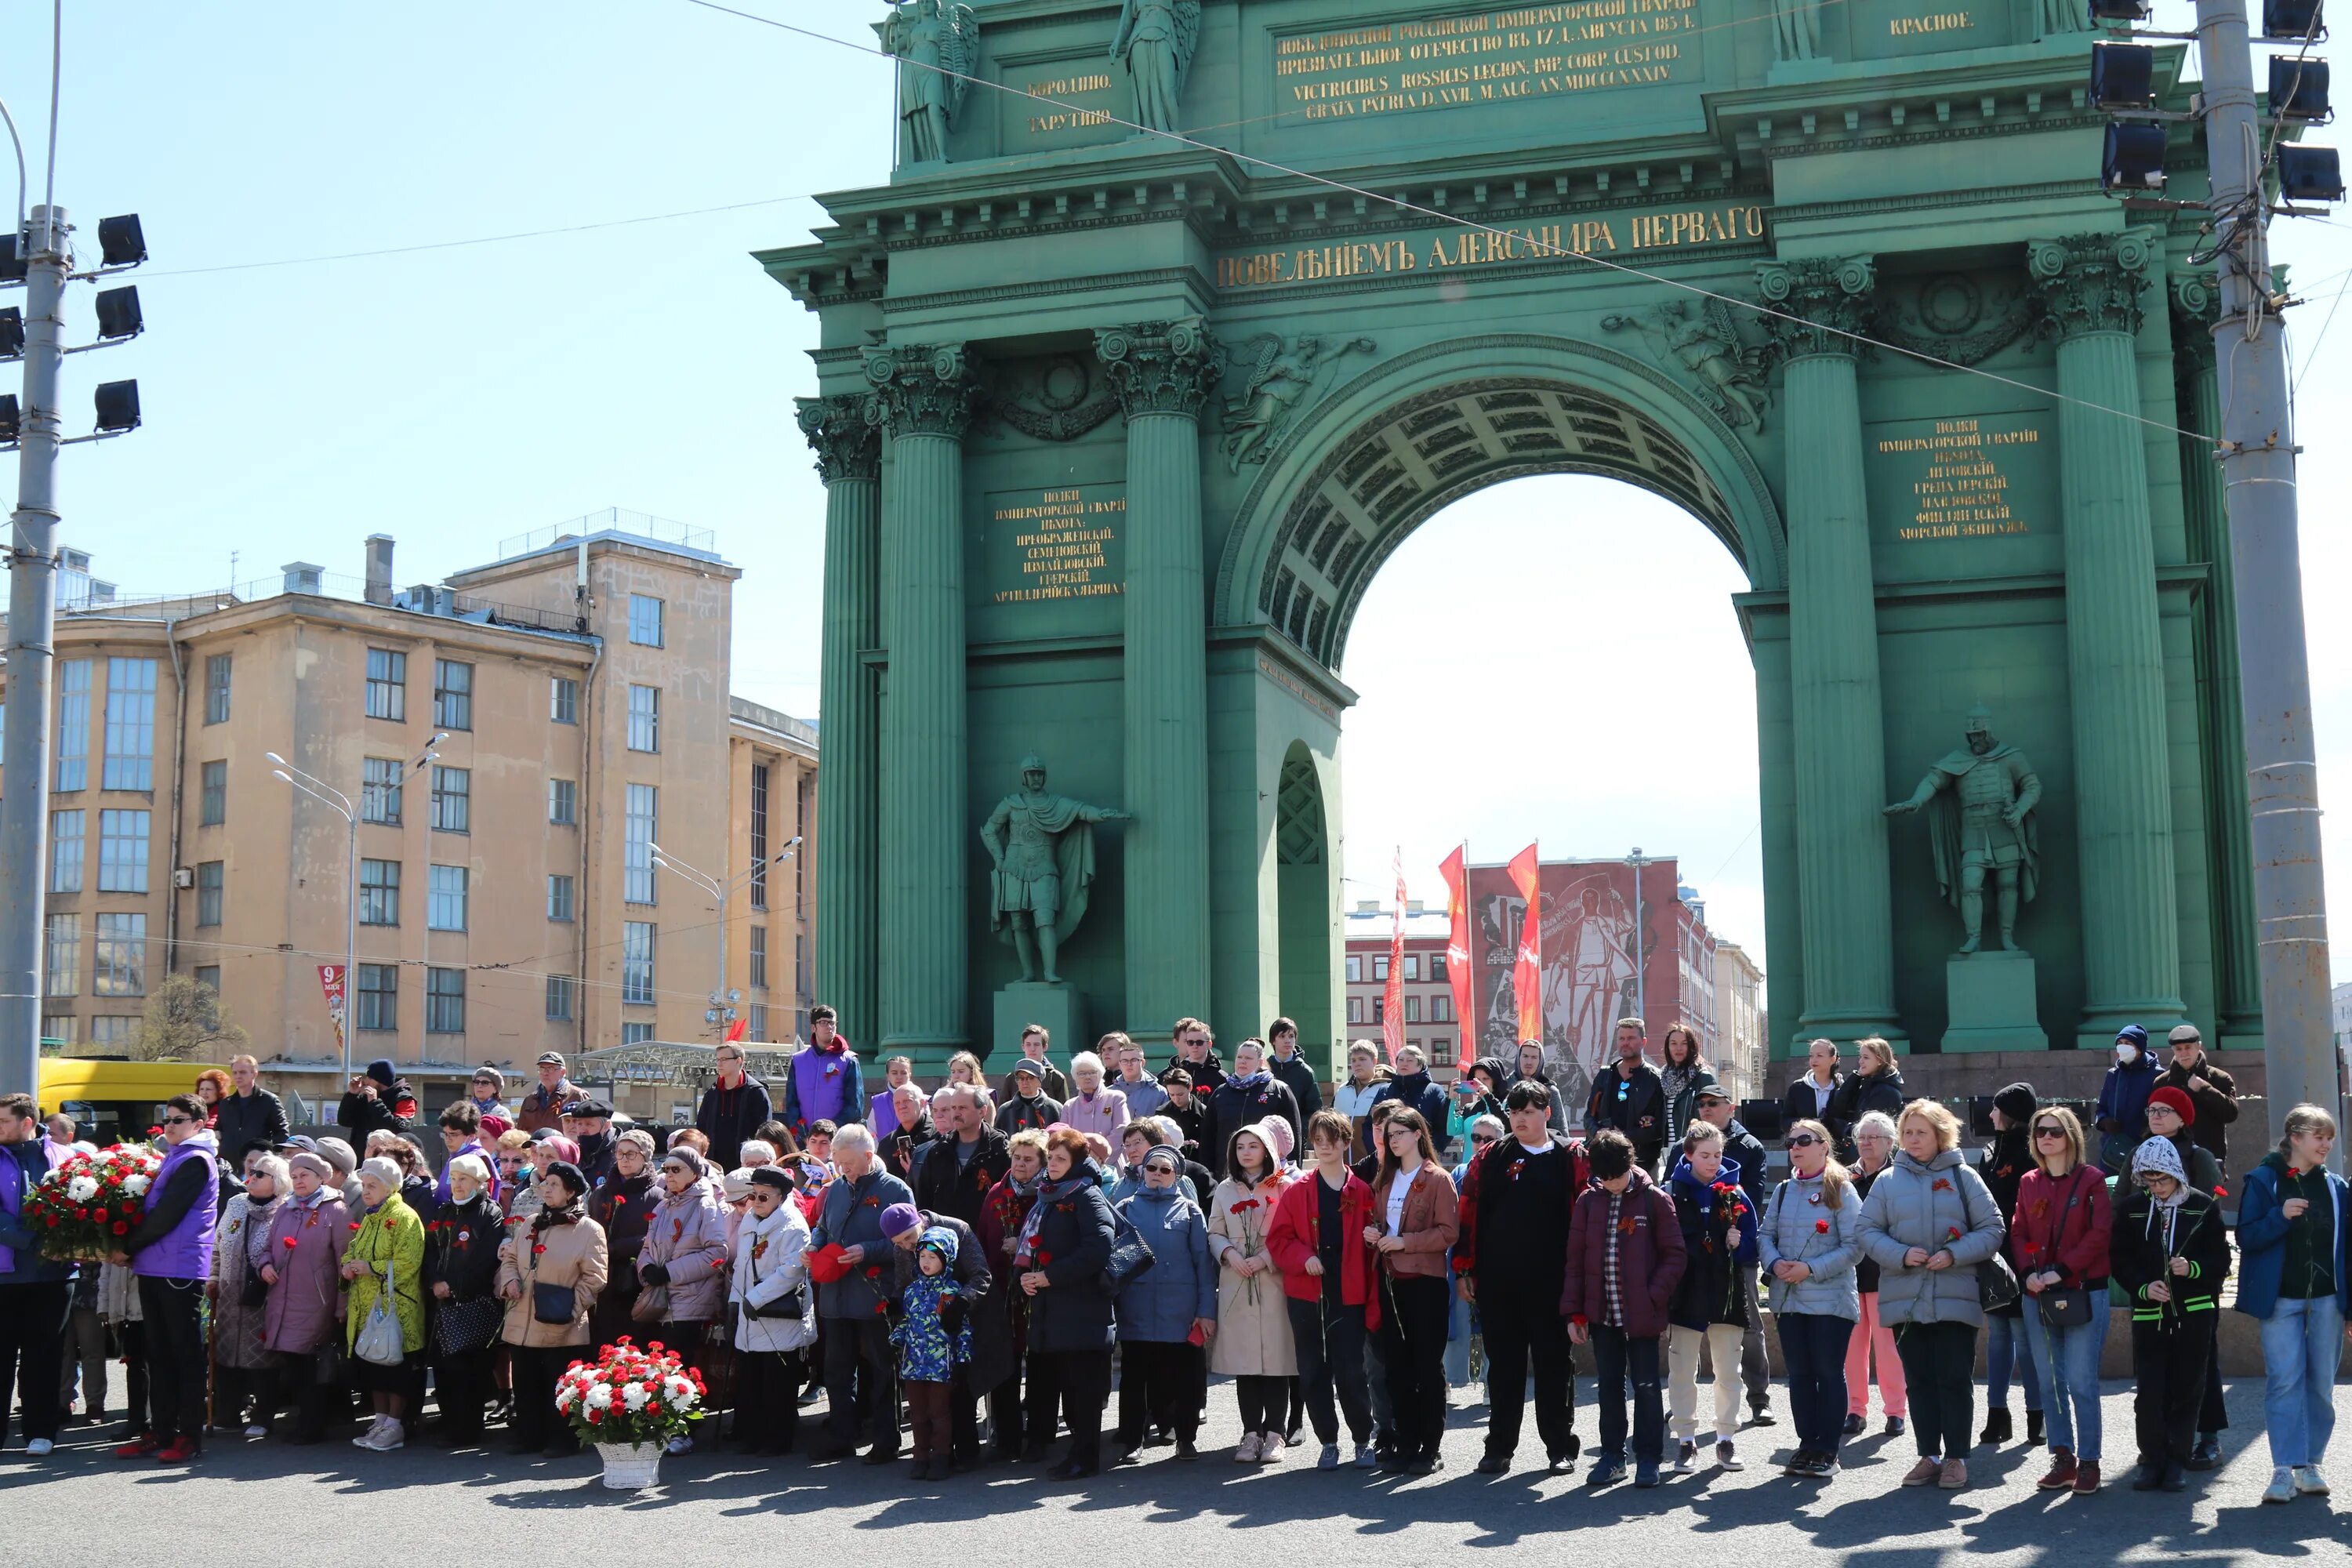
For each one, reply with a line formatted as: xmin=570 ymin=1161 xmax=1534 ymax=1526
xmin=1994 ymin=1083 xmax=2038 ymax=1126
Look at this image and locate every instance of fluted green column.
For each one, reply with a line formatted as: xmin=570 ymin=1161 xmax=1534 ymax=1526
xmin=1758 ymin=256 xmax=1902 ymax=1047
xmin=866 ymin=344 xmax=982 ymax=1057
xmin=797 ymin=394 xmax=882 ymax=1046
xmin=2029 ymin=234 xmax=2187 ymax=1044
xmin=1097 ymin=321 xmax=1224 ymax=1040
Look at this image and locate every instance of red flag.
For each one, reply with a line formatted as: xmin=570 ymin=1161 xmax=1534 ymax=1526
xmin=1439 ymin=845 xmax=1475 ymax=1073
xmin=1506 ymin=844 xmax=1542 ymax=1047
xmin=724 ymin=1015 xmax=749 ymax=1044
xmin=1382 ymin=848 xmax=1406 ymax=1065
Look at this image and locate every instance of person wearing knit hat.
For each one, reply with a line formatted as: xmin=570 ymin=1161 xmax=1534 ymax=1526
xmin=637 ymin=1141 xmax=730 ymax=1454
xmin=286 ymin=1149 xmax=332 ymax=1183
xmin=2143 ymin=1090 xmax=2227 ymax=1196
xmin=891 ymin=1220 xmax=975 ymax=1479
xmin=1976 ymin=1083 xmax=2045 ymax=1449
xmin=880 ymin=1202 xmax=924 ymax=1241
xmin=497 ymin=1153 xmax=606 ymax=1459
xmin=2112 ymin=1131 xmax=2228 ymax=1492
xmin=730 ymin=1158 xmax=815 ymax=1457
xmin=1209 ymin=1118 xmax=1298 ymax=1462
xmin=260 ymin=1145 xmax=355 ymax=1443
xmin=1111 ymin=1138 xmax=1219 ymax=1464
xmin=2096 ymin=1026 xmax=2161 ymax=1175
xmin=337 ymin=1058 xmax=418 ymax=1141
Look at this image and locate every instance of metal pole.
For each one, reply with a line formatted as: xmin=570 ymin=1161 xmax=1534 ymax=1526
xmin=2196 ymin=0 xmax=2341 ymax=1160
xmin=1628 ymin=848 xmax=1650 ymax=1028
xmin=343 ymin=814 xmax=357 ymax=1084
xmin=716 ymin=884 xmax=729 ymax=1028
xmin=0 ymin=204 xmax=67 ymax=1100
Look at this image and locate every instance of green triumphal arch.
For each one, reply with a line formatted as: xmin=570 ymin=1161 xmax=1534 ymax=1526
xmin=765 ymin=0 xmax=2260 ymax=1073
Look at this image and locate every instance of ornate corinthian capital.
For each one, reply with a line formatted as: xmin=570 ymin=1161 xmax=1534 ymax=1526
xmin=2027 ymin=230 xmax=2156 ymax=340
xmin=1754 ymin=255 xmax=1878 ymax=361
xmin=862 ymin=343 xmax=985 ymax=438
xmin=1094 ymin=319 xmax=1226 ymax=418
xmin=794 ymin=393 xmax=881 ymax=484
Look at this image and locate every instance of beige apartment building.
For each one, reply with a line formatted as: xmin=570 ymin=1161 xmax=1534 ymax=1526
xmin=0 ymin=511 xmax=818 ymax=1109
xmin=1711 ymin=940 xmax=1767 ymax=1103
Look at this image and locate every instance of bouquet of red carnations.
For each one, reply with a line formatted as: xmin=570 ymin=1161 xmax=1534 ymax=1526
xmin=555 ymin=1338 xmax=706 ymax=1448
xmin=27 ymin=1142 xmax=163 ymax=1264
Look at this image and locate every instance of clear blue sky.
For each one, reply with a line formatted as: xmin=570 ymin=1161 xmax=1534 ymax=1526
xmin=9 ymin=1 xmax=2348 ymax=984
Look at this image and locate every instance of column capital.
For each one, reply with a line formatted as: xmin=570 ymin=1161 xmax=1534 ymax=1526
xmin=794 ymin=393 xmax=881 ymax=484
xmin=1094 ymin=318 xmax=1226 ymax=418
xmin=863 ymin=343 xmax=985 ymax=438
xmin=1755 ymin=255 xmax=1877 ymax=360
xmin=2027 ymin=230 xmax=2156 ymax=339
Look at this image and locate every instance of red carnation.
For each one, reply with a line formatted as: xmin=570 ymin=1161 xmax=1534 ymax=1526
xmin=1814 ymin=1219 xmax=1830 ymax=1234
xmin=147 ymin=1126 xmax=162 ymax=1137
xmin=1947 ymin=1225 xmax=1962 ymax=1241
xmin=111 ymin=1221 xmax=128 ymax=1235
xmin=533 ymin=1243 xmax=547 ymax=1255
xmin=283 ymin=1236 xmax=297 ymax=1249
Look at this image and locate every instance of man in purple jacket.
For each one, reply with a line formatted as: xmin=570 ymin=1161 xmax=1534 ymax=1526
xmin=782 ymin=1004 xmax=868 ymax=1140
xmin=111 ymin=1094 xmax=219 ymax=1464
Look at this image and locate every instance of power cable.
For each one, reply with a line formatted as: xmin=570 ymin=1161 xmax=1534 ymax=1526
xmin=678 ymin=0 xmax=2216 ymax=442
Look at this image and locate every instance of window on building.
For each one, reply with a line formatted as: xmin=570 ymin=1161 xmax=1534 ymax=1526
xmin=204 ymin=653 xmax=232 ymax=725
xmin=49 ymin=810 xmax=84 ymax=893
xmin=550 ymin=676 xmax=579 ymax=725
xmin=622 ymin=921 xmax=655 ymax=1004
xmin=1404 ymin=995 xmax=1421 ymax=1024
xmin=96 ymin=810 xmax=150 ymax=892
xmin=1432 ymin=995 xmax=1453 ymax=1023
xmin=44 ymin=914 xmax=78 ymax=997
xmin=88 ymin=1017 xmax=135 ymax=1047
xmin=101 ymin=658 xmax=157 ymax=790
xmin=426 ymin=967 xmax=466 ymax=1033
xmin=195 ymin=860 xmax=223 ymax=927
xmin=750 ymin=763 xmax=770 ymax=911
xmin=628 ymin=593 xmax=665 ymax=647
xmin=1346 ymin=996 xmax=1363 ymax=1025
xmin=1373 ymin=955 xmax=1389 ymax=982
xmin=1345 ymin=954 xmax=1362 ymax=983
xmin=749 ymin=924 xmax=768 ymax=990
xmin=200 ymin=760 xmax=227 ymax=826
xmin=545 ymin=974 xmax=575 ymax=1022
xmin=358 ymin=858 xmax=400 ymax=926
xmin=355 ymin=964 xmax=397 ymax=1032
xmin=627 ymin=684 xmax=660 ymax=753
xmin=365 ymin=648 xmax=407 ymax=721
xmin=430 ymin=765 xmax=470 ymax=833
xmin=53 ymin=658 xmax=89 ymax=791
xmin=748 ymin=1002 xmax=768 ymax=1041
xmin=547 ymin=873 xmax=574 ymax=922
xmin=194 ymin=966 xmax=220 ymax=995
xmin=1403 ymin=953 xmax=1421 ymax=982
xmin=549 ymin=778 xmax=576 ymax=826
xmin=1372 ymin=996 xmax=1385 ymax=1025
xmin=1432 ymin=953 xmax=1448 ymax=984
xmin=433 ymin=659 xmax=474 ymax=731
xmin=624 ymin=785 xmax=657 ymax=904
xmin=41 ymin=1014 xmax=77 ymax=1047
xmin=361 ymin=757 xmax=403 ymax=825
xmin=428 ymin=864 xmax=469 ymax=931
xmin=621 ymin=1022 xmax=655 ymax=1046
xmin=93 ymin=913 xmax=146 ymax=997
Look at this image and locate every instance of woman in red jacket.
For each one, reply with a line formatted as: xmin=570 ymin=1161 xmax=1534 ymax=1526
xmin=2010 ymin=1106 xmax=2114 ymax=1495
xmin=1269 ymin=1109 xmax=1378 ymax=1469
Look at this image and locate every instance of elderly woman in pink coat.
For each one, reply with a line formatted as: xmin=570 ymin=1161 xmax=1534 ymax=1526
xmin=1060 ymin=1051 xmax=1131 ymax=1141
xmin=635 ymin=1143 xmax=732 ymax=1454
xmin=260 ymin=1150 xmax=350 ymax=1443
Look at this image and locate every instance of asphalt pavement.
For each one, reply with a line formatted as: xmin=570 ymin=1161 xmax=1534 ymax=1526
xmin=9 ymin=1378 xmax=2349 ymax=1564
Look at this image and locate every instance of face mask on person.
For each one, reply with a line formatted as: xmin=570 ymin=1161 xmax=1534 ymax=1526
xmin=2116 ymin=1044 xmax=2137 ymax=1065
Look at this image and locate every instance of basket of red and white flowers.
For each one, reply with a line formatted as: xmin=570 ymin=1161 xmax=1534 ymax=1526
xmin=26 ymin=1142 xmax=163 ymax=1265
xmin=554 ymin=1338 xmax=705 ymax=1489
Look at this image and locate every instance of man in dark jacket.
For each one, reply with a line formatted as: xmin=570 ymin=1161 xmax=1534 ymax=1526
xmin=913 ymin=1086 xmax=1011 ymax=1227
xmin=1370 ymin=1044 xmax=1448 ymax=1142
xmin=1268 ymin=1017 xmax=1325 ymax=1122
xmin=1561 ymin=1130 xmax=1687 ymax=1488
xmin=1586 ymin=1020 xmax=1669 ymax=1177
xmin=1461 ymin=1082 xmax=1588 ymax=1475
xmin=1204 ymin=1037 xmax=1302 ymax=1178
xmin=1160 ymin=1070 xmax=1210 ymax=1159
xmin=213 ymin=1056 xmax=289 ymax=1164
xmin=1010 ymin=1025 xmax=1071 ymax=1103
xmin=695 ymin=1044 xmax=773 ymax=1171
xmin=2156 ymin=1025 xmax=2239 ymax=1163
xmin=882 ymin=1084 xmax=935 ymax=1181
xmin=808 ymin=1127 xmax=913 ymax=1461
xmin=1163 ymin=1017 xmax=1225 ymax=1097
xmin=563 ymin=1098 xmax=618 ymax=1187
xmin=1693 ymin=1087 xmax=1773 ymax=1424
xmin=336 ymin=1058 xmax=416 ymax=1139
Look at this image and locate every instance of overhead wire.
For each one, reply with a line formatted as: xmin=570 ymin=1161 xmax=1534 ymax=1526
xmin=677 ymin=0 xmax=2218 ymax=443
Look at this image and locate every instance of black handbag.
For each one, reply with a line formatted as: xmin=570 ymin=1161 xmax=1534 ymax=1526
xmin=434 ymin=1294 xmax=505 ymax=1356
xmin=532 ymin=1282 xmax=576 ymax=1326
xmin=1103 ymin=1224 xmax=1157 ymax=1292
xmin=314 ymin=1341 xmax=347 ymax=1387
xmin=2034 ymin=1170 xmax=2096 ymax=1329
xmin=1976 ymin=1251 xmax=2021 ymax=1313
xmin=750 ymin=1284 xmax=808 ymax=1320
xmin=240 ymin=1272 xmax=269 ymax=1308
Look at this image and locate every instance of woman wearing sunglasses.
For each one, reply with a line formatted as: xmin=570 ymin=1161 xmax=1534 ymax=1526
xmin=633 ymin=1145 xmax=731 ymax=1454
xmin=1756 ymin=1118 xmax=1860 ymax=1479
xmin=2009 ymin=1106 xmax=2113 ymax=1494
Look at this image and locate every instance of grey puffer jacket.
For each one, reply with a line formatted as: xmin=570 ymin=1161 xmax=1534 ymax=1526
xmin=1755 ymin=1170 xmax=1861 ymax=1321
xmin=1857 ymin=1147 xmax=2005 ymax=1327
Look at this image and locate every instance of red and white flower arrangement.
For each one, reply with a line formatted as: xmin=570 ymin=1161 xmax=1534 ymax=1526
xmin=554 ymin=1338 xmax=705 ymax=1448
xmin=27 ymin=1143 xmax=162 ymax=1263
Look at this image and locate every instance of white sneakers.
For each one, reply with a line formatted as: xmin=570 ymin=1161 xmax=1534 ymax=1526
xmin=2295 ymin=1465 xmax=2330 ymax=1496
xmin=353 ymin=1416 xmax=405 ymax=1452
xmin=1236 ymin=1431 xmax=1263 ymax=1462
xmin=2264 ymin=1468 xmax=2298 ymax=1504
xmin=1258 ymin=1432 xmax=1287 ymax=1464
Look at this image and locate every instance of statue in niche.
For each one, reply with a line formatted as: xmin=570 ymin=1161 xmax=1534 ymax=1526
xmin=982 ymin=756 xmax=1130 ymax=984
xmin=1602 ymin=299 xmax=1770 ymax=432
xmin=1112 ymin=0 xmax=1201 ymax=135
xmin=884 ymin=0 xmax=978 ymax=165
xmin=2038 ymin=0 xmax=2088 ymax=34
xmin=1220 ymin=333 xmax=1377 ymax=472
xmin=1885 ymin=707 xmax=2044 ymax=954
xmin=1772 ymin=0 xmax=1822 ymax=61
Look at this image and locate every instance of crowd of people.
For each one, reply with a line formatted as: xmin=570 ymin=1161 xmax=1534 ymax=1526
xmin=0 ymin=1009 xmax=2346 ymax=1508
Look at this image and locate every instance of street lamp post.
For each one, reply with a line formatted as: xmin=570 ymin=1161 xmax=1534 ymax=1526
xmin=651 ymin=836 xmax=800 ymax=1035
xmin=270 ymin=735 xmax=441 ymax=1082
xmin=1625 ymin=847 xmax=1656 ymax=1028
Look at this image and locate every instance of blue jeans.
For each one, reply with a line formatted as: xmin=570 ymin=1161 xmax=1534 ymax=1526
xmin=2260 ymin=1294 xmax=2344 ymax=1467
xmin=1779 ymin=1312 xmax=1853 ymax=1457
xmin=2023 ymin=1292 xmax=2110 ymax=1461
xmin=1984 ymin=1311 xmax=2043 ymax=1412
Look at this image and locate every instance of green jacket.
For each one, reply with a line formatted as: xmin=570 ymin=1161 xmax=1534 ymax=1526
xmin=346 ymin=1193 xmax=427 ymax=1354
